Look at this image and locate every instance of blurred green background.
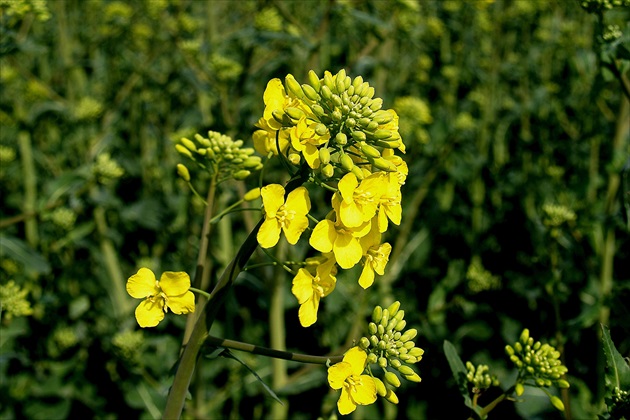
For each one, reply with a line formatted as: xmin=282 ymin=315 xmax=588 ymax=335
xmin=1 ymin=0 xmax=629 ymax=419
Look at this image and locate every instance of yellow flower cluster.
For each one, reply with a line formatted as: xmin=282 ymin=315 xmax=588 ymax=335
xmin=254 ymin=70 xmax=407 ymax=328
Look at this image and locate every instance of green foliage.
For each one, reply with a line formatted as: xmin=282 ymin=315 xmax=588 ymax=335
xmin=1 ymin=0 xmax=629 ymax=418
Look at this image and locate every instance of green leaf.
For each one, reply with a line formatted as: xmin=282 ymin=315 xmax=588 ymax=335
xmin=601 ymin=324 xmax=630 ymax=391
xmin=443 ymin=340 xmax=484 ymax=419
xmin=0 ymin=234 xmax=51 ymax=275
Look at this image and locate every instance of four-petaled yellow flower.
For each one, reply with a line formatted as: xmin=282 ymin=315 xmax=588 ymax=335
xmin=126 ymin=268 xmax=195 ymax=328
xmin=337 ymin=172 xmax=384 ymax=228
xmin=291 ymin=254 xmax=337 ymax=327
xmin=290 ymin=116 xmax=330 ymax=169
xmin=358 ymin=220 xmax=392 ymax=289
xmin=328 ymin=347 xmax=377 ymax=415
xmin=257 ymin=184 xmax=311 ymax=248
xmin=376 ymin=172 xmax=403 ymax=233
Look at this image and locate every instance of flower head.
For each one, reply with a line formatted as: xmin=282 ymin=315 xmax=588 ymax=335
xmin=126 ymin=268 xmax=195 ymax=328
xmin=328 ymin=347 xmax=377 ymax=415
xmin=257 ymin=184 xmax=311 ymax=248
xmin=291 ymin=253 xmax=337 ymax=327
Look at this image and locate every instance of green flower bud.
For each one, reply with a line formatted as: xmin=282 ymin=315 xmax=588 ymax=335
xmin=372 ymin=306 xmax=383 ymax=323
xmin=373 ymin=129 xmax=393 ymax=140
xmin=311 ymin=104 xmax=326 ymax=118
xmin=359 ymin=337 xmax=371 ymax=350
xmin=323 ymin=71 xmax=334 ymax=89
xmin=180 ymin=137 xmax=197 ymax=152
xmin=394 ymin=320 xmax=407 ymax=332
xmin=321 ymin=85 xmax=333 ymax=100
xmin=390 ymin=358 xmax=402 ymax=368
xmin=351 ymin=166 xmax=365 ymax=180
xmin=340 ymin=154 xmax=354 ymax=171
xmin=384 ymin=371 xmax=401 ymax=388
xmin=176 ymin=163 xmax=191 ymax=181
xmin=352 ymin=130 xmax=367 ymax=142
xmin=244 ymin=188 xmax=261 ymax=201
xmin=367 ymin=353 xmax=378 ymax=364
xmin=514 ymin=342 xmax=523 ymax=353
xmin=394 ymin=310 xmax=405 ymax=321
xmin=346 ymin=118 xmax=356 ymax=128
xmin=409 ymin=347 xmax=424 ymax=358
xmin=332 ymin=95 xmax=343 ymax=108
xmin=370 ymin=97 xmax=383 ymax=110
xmin=336 ymin=76 xmax=346 ymax=95
xmin=331 ymin=109 xmax=342 ymax=122
xmin=399 ymin=354 xmax=410 ymax=361
xmin=550 ymin=396 xmax=564 ymax=411
xmin=380 ymin=309 xmax=389 ymax=326
xmin=373 ymin=377 xmax=387 ymax=397
xmin=368 ymin=322 xmax=378 ymax=335
xmin=378 ymin=356 xmax=388 ymax=368
xmin=400 ymin=329 xmax=417 ymax=342
xmin=195 ymin=133 xmax=212 ymax=147
xmin=285 ymin=107 xmax=305 ymax=121
xmin=321 ymin=163 xmax=334 ymax=178
xmin=393 ymin=332 xmax=401 ymax=341
xmin=319 ymin=147 xmax=331 ymax=165
xmin=373 ymin=110 xmax=394 ymax=125
xmin=377 ymin=324 xmax=385 ymax=336
xmin=370 ymin=335 xmax=379 ymax=347
xmin=366 ymin=121 xmax=379 ymax=131
xmin=365 ymin=86 xmax=375 ymax=99
xmin=505 ymin=345 xmax=514 ymax=356
xmin=403 ymin=341 xmax=414 ymax=350
xmin=405 ymin=372 xmax=422 ymax=383
xmin=352 ymin=76 xmax=363 ymax=90
xmin=361 ymin=143 xmax=381 ymax=159
xmin=520 ymin=329 xmax=530 ymax=344
xmin=386 ymin=318 xmax=397 ymax=332
xmin=302 ymin=84 xmax=319 ymax=101
xmin=243 ymin=156 xmax=263 ymax=169
xmin=233 ymin=170 xmax=250 ymax=180
xmin=176 ymin=144 xmax=194 ymax=159
xmin=335 ymin=132 xmax=348 ymax=145
xmin=385 ymin=389 xmax=399 ymax=405
xmin=371 ymin=157 xmax=398 ymax=172
xmin=557 ymin=379 xmax=570 ymax=389
xmin=308 ymin=70 xmax=321 ymax=91
xmin=285 ymin=74 xmax=304 ymax=99
xmin=314 ymin=123 xmax=328 ymax=137
xmin=387 ymin=301 xmax=401 ymax=318
xmin=288 ymin=153 xmax=301 ymax=165
xmin=272 ymin=109 xmax=286 ymax=125
xmin=515 ymin=383 xmax=524 ymax=396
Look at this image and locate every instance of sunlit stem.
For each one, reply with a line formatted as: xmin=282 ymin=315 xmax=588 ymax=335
xmin=189 ymin=287 xmax=211 ymax=300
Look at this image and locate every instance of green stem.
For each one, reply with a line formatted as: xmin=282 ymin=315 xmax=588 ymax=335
xmin=189 ymin=287 xmax=211 ymax=300
xmin=270 ymin=239 xmax=288 ymax=419
xmin=205 ymin=335 xmax=342 ymax=365
xmin=478 ymin=385 xmax=515 ymax=418
xmin=18 ymin=131 xmax=38 ymax=248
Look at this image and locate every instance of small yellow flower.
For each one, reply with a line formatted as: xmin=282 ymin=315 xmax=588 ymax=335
xmin=257 ymin=184 xmax=311 ymax=248
xmin=358 ymin=221 xmax=392 ymax=289
xmin=289 ymin=116 xmax=330 ymax=169
xmin=291 ymin=254 xmax=336 ymax=327
xmin=337 ymin=173 xmax=384 ymax=228
xmin=126 ymin=268 xmax=195 ymax=328
xmin=328 ymin=347 xmax=377 ymax=415
xmin=376 ymin=172 xmax=403 ymax=233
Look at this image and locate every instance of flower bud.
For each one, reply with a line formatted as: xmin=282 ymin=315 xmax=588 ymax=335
xmin=395 ymin=320 xmax=407 ymax=332
xmin=387 ymin=301 xmax=401 ymax=318
xmin=176 ymin=164 xmax=190 ymax=181
xmin=550 ymin=396 xmax=564 ymax=411
xmin=323 ymin=71 xmax=334 ymax=89
xmin=244 ymin=188 xmax=261 ymax=201
xmin=373 ymin=129 xmax=393 ymax=140
xmin=405 ymin=372 xmax=422 ymax=383
xmin=351 ymin=166 xmax=365 ymax=180
xmin=384 ymin=389 xmax=399 ymax=405
xmin=370 ymin=335 xmax=379 ymax=347
xmin=520 ymin=329 xmax=530 ymax=344
xmin=321 ymin=85 xmax=333 ymax=101
xmin=352 ymin=130 xmax=367 ymax=142
xmin=373 ymin=377 xmax=387 ymax=397
xmin=311 ymin=104 xmax=326 ymax=118
xmin=368 ymin=322 xmax=378 ymax=335
xmin=515 ymin=383 xmax=524 ymax=396
xmin=308 ymin=70 xmax=321 ymax=91
xmin=377 ymin=324 xmax=385 ymax=336
xmin=176 ymin=144 xmax=193 ymax=159
xmin=318 ymin=147 xmax=331 ymax=165
xmin=288 ymin=153 xmax=301 ymax=165
xmin=367 ymin=353 xmax=378 ymax=364
xmin=361 ymin=143 xmax=381 ymax=159
xmin=331 ymin=109 xmax=342 ymax=122
xmin=233 ymin=170 xmax=251 ymax=180
xmin=373 ymin=110 xmax=394 ymax=125
xmin=314 ymin=123 xmax=328 ymax=137
xmin=335 ymin=132 xmax=348 ymax=145
xmin=384 ymin=371 xmax=401 ymax=388
xmin=336 ymin=75 xmax=346 ymax=94
xmin=359 ymin=337 xmax=371 ymax=350
xmin=180 ymin=137 xmax=197 ymax=152
xmin=302 ymin=84 xmax=319 ymax=101
xmin=340 ymin=154 xmax=354 ymax=171
xmin=390 ymin=358 xmax=402 ymax=368
xmin=243 ymin=156 xmax=263 ymax=169
xmin=378 ymin=357 xmax=388 ymax=368
xmin=372 ymin=306 xmax=383 ymax=323
xmin=371 ymin=157 xmax=398 ymax=172
xmin=285 ymin=74 xmax=304 ymax=99
xmin=321 ymin=164 xmax=334 ymax=178
xmin=370 ymin=97 xmax=382 ymax=110
xmin=400 ymin=329 xmax=417 ymax=342
xmin=285 ymin=107 xmax=304 ymax=121
xmin=409 ymin=347 xmax=424 ymax=358
xmin=557 ymin=379 xmax=570 ymax=389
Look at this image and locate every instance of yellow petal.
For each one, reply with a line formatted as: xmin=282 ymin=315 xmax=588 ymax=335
xmin=340 ymin=201 xmax=364 ymax=228
xmin=343 ymin=347 xmax=368 ymax=376
xmin=283 ymin=214 xmax=309 ymax=245
xmin=298 ymin=295 xmax=319 ymax=327
xmin=127 ymin=267 xmax=159 ymax=299
xmin=285 ymin=186 xmax=311 ymax=215
xmin=159 ymin=271 xmax=191 ymax=296
xmin=358 ymin=263 xmax=375 ymax=289
xmin=166 ymin=291 xmax=195 ymax=315
xmin=261 ymin=184 xmax=286 ymax=217
xmin=333 ymin=233 xmax=362 ymax=269
xmin=338 ymin=173 xmax=358 ymax=204
xmin=310 ymin=220 xmax=336 ymax=253
xmin=291 ymin=269 xmax=313 ymax=304
xmin=257 ymin=218 xmax=281 ymax=248
xmin=135 ymin=299 xmax=165 ymax=328
xmin=337 ymin=387 xmax=357 ymax=415
xmin=353 ymin=375 xmax=377 ymax=405
xmin=328 ymin=361 xmax=352 ymax=389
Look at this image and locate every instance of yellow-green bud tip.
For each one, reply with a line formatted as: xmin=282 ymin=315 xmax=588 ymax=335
xmin=244 ymin=188 xmax=261 ymax=201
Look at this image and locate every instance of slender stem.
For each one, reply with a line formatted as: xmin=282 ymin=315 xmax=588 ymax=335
xmin=189 ymin=287 xmax=211 ymax=300
xmin=205 ymin=335 xmax=343 ymax=365
xmin=270 ymin=239 xmax=289 ymax=419
xmin=18 ymin=131 xmax=38 ymax=248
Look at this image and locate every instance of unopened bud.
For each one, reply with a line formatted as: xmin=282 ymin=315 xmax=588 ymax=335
xmin=372 ymin=306 xmax=383 ymax=323
xmin=387 ymin=301 xmax=401 ymax=317
xmin=378 ymin=357 xmax=388 ymax=368
xmin=405 ymin=372 xmax=422 ymax=383
xmin=550 ymin=396 xmax=565 ymax=411
xmin=361 ymin=143 xmax=381 ymax=159
xmin=515 ymin=383 xmax=524 ymax=396
xmin=308 ymin=70 xmax=321 ymax=91
xmin=384 ymin=389 xmax=399 ymax=405
xmin=340 ymin=154 xmax=354 ymax=171
xmin=288 ymin=153 xmax=301 ymax=165
xmin=394 ymin=320 xmax=407 ymax=331
xmin=285 ymin=107 xmax=304 ymax=121
xmin=321 ymin=164 xmax=334 ymax=178
xmin=373 ymin=129 xmax=393 ymax=140
xmin=233 ymin=170 xmax=250 ymax=180
xmin=335 ymin=132 xmax=348 ymax=145
xmin=285 ymin=74 xmax=304 ymax=99
xmin=321 ymin=85 xmax=333 ymax=101
xmin=384 ymin=371 xmax=401 ymax=388
xmin=397 ymin=365 xmax=414 ymax=376
xmin=359 ymin=337 xmax=371 ymax=350
xmin=319 ymin=147 xmax=331 ymax=165
xmin=302 ymin=84 xmax=319 ymax=101
xmin=244 ymin=188 xmax=261 ymax=201
xmin=176 ymin=164 xmax=190 ymax=181
xmin=352 ymin=131 xmax=367 ymax=142
xmin=400 ymin=329 xmax=417 ymax=342
xmin=180 ymin=137 xmax=197 ymax=152
xmin=409 ymin=347 xmax=424 ymax=358
xmin=373 ymin=377 xmax=387 ymax=397
xmin=176 ymin=144 xmax=193 ymax=159
xmin=314 ymin=123 xmax=328 ymax=137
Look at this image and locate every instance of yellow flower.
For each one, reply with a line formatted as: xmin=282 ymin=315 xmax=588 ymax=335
xmin=337 ymin=172 xmax=385 ymax=228
xmin=126 ymin=268 xmax=195 ymax=328
xmin=289 ymin=116 xmax=330 ymax=169
xmin=358 ymin=220 xmax=392 ymax=289
xmin=257 ymin=184 xmax=311 ymax=248
xmin=381 ymin=148 xmax=408 ymax=185
xmin=291 ymin=254 xmax=336 ymax=327
xmin=380 ymin=109 xmax=405 ymax=153
xmin=328 ymin=347 xmax=377 ymax=415
xmin=376 ymin=172 xmax=403 ymax=233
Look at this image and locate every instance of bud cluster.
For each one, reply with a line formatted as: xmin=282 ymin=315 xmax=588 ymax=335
xmin=176 ymin=131 xmax=263 ymax=181
xmin=255 ymin=69 xmax=406 ymax=181
xmin=505 ymin=329 xmax=570 ymax=390
xmin=465 ymin=361 xmax=500 ymax=392
xmin=580 ymin=0 xmax=630 ymax=13
xmin=0 ymin=280 xmax=33 ymax=321
xmin=93 ymin=153 xmax=124 ymax=184
xmin=359 ymin=301 xmax=423 ymax=404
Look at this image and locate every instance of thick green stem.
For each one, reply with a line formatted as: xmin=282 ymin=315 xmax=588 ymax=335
xmin=18 ymin=131 xmax=38 ymax=248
